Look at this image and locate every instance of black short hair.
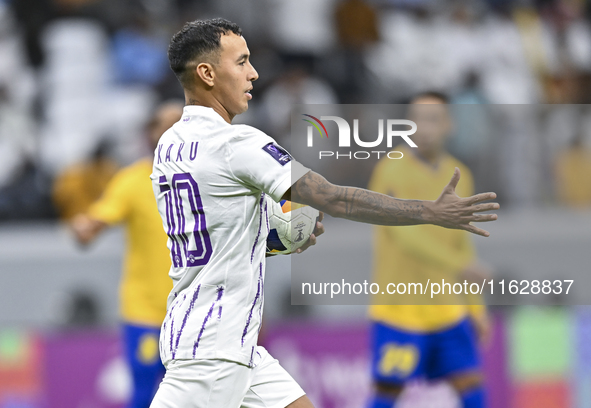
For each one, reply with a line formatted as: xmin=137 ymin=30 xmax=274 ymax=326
xmin=410 ymin=91 xmax=450 ymax=104
xmin=168 ymin=19 xmax=242 ymax=87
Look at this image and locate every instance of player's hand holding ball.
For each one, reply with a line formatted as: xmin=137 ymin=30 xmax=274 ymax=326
xmin=265 ymin=196 xmax=324 ymax=255
xmin=294 ymin=211 xmax=324 ymax=254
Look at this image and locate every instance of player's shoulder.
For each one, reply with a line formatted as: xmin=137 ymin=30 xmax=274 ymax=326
xmin=369 ymin=152 xmax=404 ymax=193
xmin=229 ymin=124 xmax=274 ymax=144
xmin=127 ymin=157 xmax=153 ymax=176
xmin=112 ymin=158 xmax=152 ymax=185
xmin=224 ymin=124 xmax=295 ymax=170
xmin=158 ymin=123 xmax=183 ymax=144
xmin=224 ymin=124 xmax=281 ymax=157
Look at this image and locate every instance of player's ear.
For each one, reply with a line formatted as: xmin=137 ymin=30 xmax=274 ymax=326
xmin=196 ymin=62 xmax=215 ymax=87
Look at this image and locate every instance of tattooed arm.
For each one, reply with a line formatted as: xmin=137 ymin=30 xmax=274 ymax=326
xmin=283 ymin=168 xmax=499 ymax=237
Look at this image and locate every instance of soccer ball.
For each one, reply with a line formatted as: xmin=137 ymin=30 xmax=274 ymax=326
xmin=265 ymin=196 xmax=320 ymax=255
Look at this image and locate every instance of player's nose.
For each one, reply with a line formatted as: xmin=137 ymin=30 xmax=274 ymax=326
xmin=248 ymin=64 xmax=259 ymax=82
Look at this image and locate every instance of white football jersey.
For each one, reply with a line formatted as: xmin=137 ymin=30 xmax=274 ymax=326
xmin=151 ymin=106 xmax=309 ymax=367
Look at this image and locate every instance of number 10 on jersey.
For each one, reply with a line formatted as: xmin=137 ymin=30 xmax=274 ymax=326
xmin=159 ymin=173 xmax=212 ymax=268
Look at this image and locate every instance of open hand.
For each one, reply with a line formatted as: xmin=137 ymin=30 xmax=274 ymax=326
xmin=431 ymin=168 xmax=499 ymax=237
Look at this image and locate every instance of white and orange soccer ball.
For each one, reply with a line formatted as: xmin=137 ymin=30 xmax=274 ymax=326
xmin=265 ymin=196 xmax=320 ymax=255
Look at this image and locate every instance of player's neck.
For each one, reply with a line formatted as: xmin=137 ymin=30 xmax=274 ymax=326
xmin=185 ymin=92 xmax=234 ymax=124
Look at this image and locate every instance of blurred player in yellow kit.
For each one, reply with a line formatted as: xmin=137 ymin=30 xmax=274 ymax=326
xmin=70 ymin=101 xmax=183 ymax=408
xmin=367 ymin=92 xmax=490 ymax=408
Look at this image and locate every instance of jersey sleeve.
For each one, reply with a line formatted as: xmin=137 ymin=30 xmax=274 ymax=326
xmin=87 ymin=167 xmax=133 ymax=225
xmin=227 ymin=127 xmax=309 ymax=202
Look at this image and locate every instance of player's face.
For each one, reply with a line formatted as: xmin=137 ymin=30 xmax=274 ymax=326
xmin=213 ymin=33 xmax=259 ymax=118
xmin=408 ymin=97 xmax=452 ymax=159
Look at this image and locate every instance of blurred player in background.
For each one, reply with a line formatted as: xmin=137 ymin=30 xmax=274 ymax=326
xmin=52 ymin=140 xmax=119 ymax=220
xmin=554 ymin=132 xmax=591 ymax=207
xmin=149 ymin=19 xmax=498 ymax=408
xmin=367 ymin=92 xmax=491 ymax=408
xmin=70 ymin=101 xmax=183 ymax=408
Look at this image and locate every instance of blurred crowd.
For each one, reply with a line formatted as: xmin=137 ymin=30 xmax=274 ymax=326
xmin=1 ymin=0 xmax=591 ymax=222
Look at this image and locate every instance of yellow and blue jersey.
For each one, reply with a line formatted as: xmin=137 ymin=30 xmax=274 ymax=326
xmin=368 ymin=146 xmax=485 ymax=333
xmin=88 ymin=158 xmax=172 ymax=327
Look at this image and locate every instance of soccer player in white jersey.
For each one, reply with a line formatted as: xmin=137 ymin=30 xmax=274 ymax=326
xmin=150 ymin=19 xmax=499 ymax=408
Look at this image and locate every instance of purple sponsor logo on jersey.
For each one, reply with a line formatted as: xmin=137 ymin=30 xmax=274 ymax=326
xmin=262 ymin=143 xmax=291 ymax=166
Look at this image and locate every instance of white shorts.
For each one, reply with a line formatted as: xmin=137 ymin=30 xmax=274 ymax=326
xmin=150 ymin=346 xmax=305 ymax=408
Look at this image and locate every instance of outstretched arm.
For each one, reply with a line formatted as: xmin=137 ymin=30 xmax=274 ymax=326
xmin=283 ymin=167 xmax=499 ymax=237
